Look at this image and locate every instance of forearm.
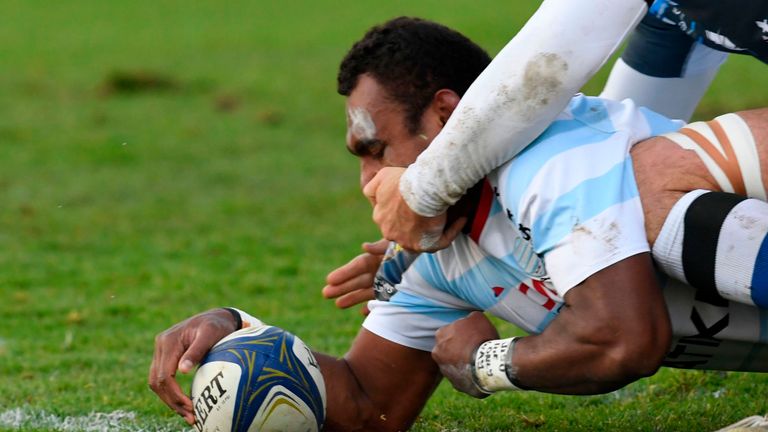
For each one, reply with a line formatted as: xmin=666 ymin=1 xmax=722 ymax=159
xmin=316 ymin=330 xmax=441 ymax=432
xmin=401 ymin=0 xmax=648 ymax=216
xmin=315 ymin=353 xmax=378 ymax=432
xmin=511 ymin=327 xmax=655 ymax=395
xmin=497 ymin=255 xmax=671 ymax=395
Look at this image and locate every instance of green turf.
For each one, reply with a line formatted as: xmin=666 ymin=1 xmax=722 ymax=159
xmin=1 ymin=1 xmax=767 ymax=431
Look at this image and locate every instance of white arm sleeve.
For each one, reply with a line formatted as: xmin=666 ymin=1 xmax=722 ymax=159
xmin=600 ymin=47 xmax=727 ymax=122
xmin=399 ymin=0 xmax=648 ymax=217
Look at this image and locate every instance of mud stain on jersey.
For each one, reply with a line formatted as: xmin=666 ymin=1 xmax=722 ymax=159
xmin=602 ymin=222 xmax=622 ymax=252
xmin=571 ymin=220 xmax=621 ymax=253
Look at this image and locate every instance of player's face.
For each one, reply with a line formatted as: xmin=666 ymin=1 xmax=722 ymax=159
xmin=345 ymin=74 xmax=441 ymax=189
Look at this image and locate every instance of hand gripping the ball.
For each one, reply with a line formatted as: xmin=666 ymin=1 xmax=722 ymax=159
xmin=189 ymin=323 xmax=326 ymax=432
xmin=148 ymin=308 xmax=240 ymax=425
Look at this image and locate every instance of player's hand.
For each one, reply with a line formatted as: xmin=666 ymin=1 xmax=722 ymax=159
xmin=363 ymin=167 xmax=466 ymax=252
xmin=322 ymin=239 xmax=388 ymax=315
xmin=432 ymin=311 xmax=499 ymax=398
xmin=148 ymin=309 xmax=238 ymax=425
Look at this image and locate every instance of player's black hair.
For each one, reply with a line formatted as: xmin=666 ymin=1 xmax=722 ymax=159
xmin=337 ymin=17 xmax=491 ymax=134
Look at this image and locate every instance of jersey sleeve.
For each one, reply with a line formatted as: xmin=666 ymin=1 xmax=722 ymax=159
xmin=400 ymin=0 xmax=648 ymax=217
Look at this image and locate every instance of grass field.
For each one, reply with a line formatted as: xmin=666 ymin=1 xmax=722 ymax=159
xmin=1 ymin=1 xmax=767 ymax=431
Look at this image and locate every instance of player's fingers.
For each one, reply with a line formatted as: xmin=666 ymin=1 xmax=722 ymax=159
xmin=325 ymin=254 xmax=364 ymax=285
xmin=166 ymin=391 xmax=195 ymax=425
xmin=149 ymin=334 xmax=194 ymax=421
xmin=362 ymin=238 xmax=389 ymax=255
xmin=362 ymin=174 xmax=381 ymax=206
xmin=178 ymin=327 xmax=219 ymax=374
xmin=458 ymin=311 xmax=500 ymax=339
xmin=162 ymin=382 xmax=194 ymax=424
xmin=323 ymin=271 xmax=375 ymax=300
xmin=326 ymin=253 xmax=381 ymax=286
xmin=436 ymin=363 xmax=489 ymax=399
xmin=181 ymin=412 xmax=195 ymax=426
xmin=148 ymin=335 xmax=163 ymax=387
xmin=151 ymin=332 xmax=183 ymax=388
xmin=335 ymin=287 xmax=375 ymax=309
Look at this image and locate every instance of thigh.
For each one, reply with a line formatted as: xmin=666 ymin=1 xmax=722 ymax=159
xmin=632 ymin=136 xmax=717 ymax=246
xmin=633 ymin=107 xmax=768 ymax=245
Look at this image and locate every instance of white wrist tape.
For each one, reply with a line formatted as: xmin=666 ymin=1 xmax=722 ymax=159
xmin=226 ymin=307 xmax=263 ymax=329
xmin=472 ymin=337 xmax=522 ymax=393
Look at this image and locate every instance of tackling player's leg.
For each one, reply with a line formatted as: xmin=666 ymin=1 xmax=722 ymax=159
xmin=648 ymin=108 xmax=768 ymax=308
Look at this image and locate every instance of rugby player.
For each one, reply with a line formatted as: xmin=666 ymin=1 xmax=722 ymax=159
xmin=362 ymin=0 xmax=768 ymax=253
xmin=150 ymin=18 xmax=768 ymax=431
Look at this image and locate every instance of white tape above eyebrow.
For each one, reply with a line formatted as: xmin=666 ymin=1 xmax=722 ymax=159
xmin=348 ymin=107 xmax=377 ymax=141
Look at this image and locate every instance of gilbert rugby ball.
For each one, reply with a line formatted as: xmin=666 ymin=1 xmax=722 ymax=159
xmin=191 ymin=324 xmax=326 ymax=432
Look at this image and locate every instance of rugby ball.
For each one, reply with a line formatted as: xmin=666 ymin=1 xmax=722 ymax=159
xmin=191 ymin=324 xmax=326 ymax=432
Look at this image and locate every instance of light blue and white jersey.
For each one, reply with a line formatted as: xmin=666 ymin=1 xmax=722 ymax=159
xmin=364 ymin=95 xmax=682 ymax=352
xmin=364 ymin=95 xmax=768 ymax=372
xmin=491 ymin=93 xmax=683 ymax=295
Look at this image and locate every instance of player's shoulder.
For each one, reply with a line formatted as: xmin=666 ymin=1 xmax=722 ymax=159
xmin=490 ymin=94 xmax=680 ymax=212
xmin=489 ymin=96 xmax=650 ymax=218
xmin=559 ymin=94 xmax=683 ymax=141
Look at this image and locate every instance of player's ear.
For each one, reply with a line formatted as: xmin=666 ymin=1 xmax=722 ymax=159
xmin=432 ymin=89 xmax=460 ymax=126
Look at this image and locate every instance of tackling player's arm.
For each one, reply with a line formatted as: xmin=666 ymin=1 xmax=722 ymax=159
xmin=434 ymin=252 xmax=672 ymax=395
xmin=368 ymin=0 xmax=651 ymax=251
xmin=149 ymin=309 xmax=441 ymax=432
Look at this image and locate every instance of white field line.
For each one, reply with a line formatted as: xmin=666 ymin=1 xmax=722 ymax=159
xmin=0 ymin=407 xmax=192 ymax=432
